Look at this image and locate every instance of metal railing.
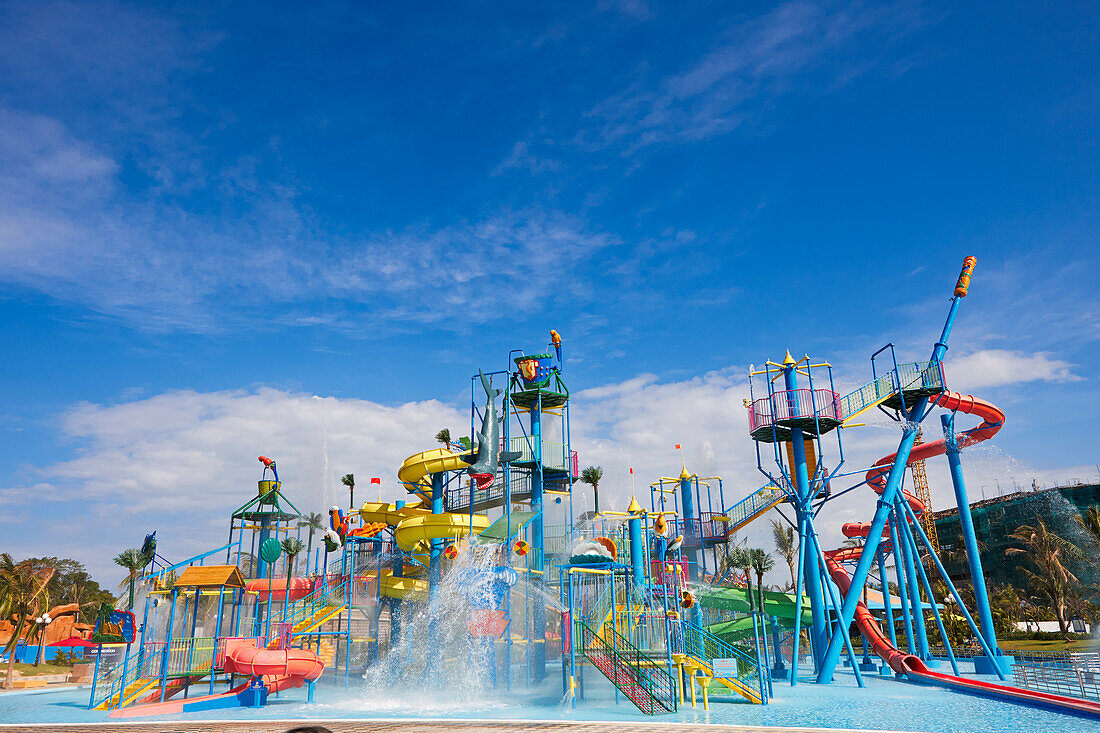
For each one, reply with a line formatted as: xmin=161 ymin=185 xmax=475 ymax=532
xmin=748 ymin=388 xmax=842 ymax=434
xmin=576 ymin=619 xmax=677 ymax=714
xmin=164 ymin=636 xmax=216 ymax=677
xmin=838 ymin=361 xmax=944 ymax=419
xmin=508 ymin=437 xmax=578 ymax=475
xmin=673 ymin=620 xmax=766 ymax=703
xmin=1013 ymin=656 xmax=1100 ymax=702
xmin=91 ymin=642 xmax=159 ymax=710
xmin=445 ymin=471 xmax=531 ymax=512
xmin=286 ymin=577 xmax=348 ymax=631
xmin=724 ymin=485 xmax=787 ymax=531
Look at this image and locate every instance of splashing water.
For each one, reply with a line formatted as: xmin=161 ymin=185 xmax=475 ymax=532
xmin=347 ymin=541 xmax=565 ymax=711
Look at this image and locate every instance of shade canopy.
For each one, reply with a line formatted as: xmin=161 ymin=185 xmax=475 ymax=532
xmin=49 ymin=637 xmax=97 ymax=647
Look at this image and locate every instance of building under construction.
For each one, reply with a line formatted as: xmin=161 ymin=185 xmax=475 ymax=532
xmin=932 ymin=482 xmax=1100 ymax=593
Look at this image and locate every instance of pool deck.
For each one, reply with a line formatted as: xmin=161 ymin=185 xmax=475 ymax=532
xmin=0 ymin=719 xmax=920 ymax=733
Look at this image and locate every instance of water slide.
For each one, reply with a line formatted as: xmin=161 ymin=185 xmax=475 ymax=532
xmin=108 ymin=638 xmax=324 ymax=719
xmin=826 ymin=390 xmax=1100 ymax=718
xmin=359 ymin=447 xmax=489 ymax=600
xmin=245 ymin=577 xmax=313 ymax=602
xmin=698 ymin=585 xmax=813 ymax=643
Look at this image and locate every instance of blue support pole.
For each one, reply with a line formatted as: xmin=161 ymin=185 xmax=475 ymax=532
xmin=789 ymin=515 xmax=807 ymax=686
xmin=888 ymin=514 xmax=916 ymax=655
xmin=893 ymin=499 xmax=929 ymax=661
xmin=210 ymin=586 xmax=225 ymax=695
xmin=678 ymin=469 xmax=698 ymax=582
xmin=529 ymin=396 xmax=546 ymax=683
xmin=817 ymin=422 xmax=919 ymax=682
xmin=159 ymin=587 xmax=178 ymax=702
xmin=628 ymin=508 xmax=643 ymax=589
xmin=875 ymin=546 xmax=896 ymax=648
xmin=390 ymin=501 xmax=404 ymax=651
xmin=941 ymin=412 xmax=1011 ymax=675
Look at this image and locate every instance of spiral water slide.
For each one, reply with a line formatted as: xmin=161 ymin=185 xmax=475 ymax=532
xmin=825 ymin=391 xmax=1100 ymax=718
xmin=359 ymin=448 xmax=489 ymax=600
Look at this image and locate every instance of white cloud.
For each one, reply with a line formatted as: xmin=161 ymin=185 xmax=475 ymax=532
xmin=0 ymin=105 xmax=617 ymax=332
xmin=2 ymin=359 xmax=1088 ymax=588
xmin=944 ymin=349 xmax=1081 ymax=391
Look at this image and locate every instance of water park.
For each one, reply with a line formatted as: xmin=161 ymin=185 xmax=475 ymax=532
xmin=1 ymin=257 xmax=1099 ymax=733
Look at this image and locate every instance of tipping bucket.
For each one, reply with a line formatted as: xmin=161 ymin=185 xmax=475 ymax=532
xmin=514 ymin=353 xmax=554 ymax=388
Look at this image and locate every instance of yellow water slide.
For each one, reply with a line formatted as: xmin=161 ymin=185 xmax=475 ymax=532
xmin=358 ymin=448 xmax=490 ymax=600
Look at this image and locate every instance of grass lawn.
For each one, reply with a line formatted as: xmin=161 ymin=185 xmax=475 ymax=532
xmin=1003 ymin=639 xmax=1098 ymax=653
xmin=0 ymin=661 xmax=75 ymax=676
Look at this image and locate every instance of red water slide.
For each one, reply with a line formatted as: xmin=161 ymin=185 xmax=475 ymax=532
xmin=825 ymin=391 xmax=1100 ymax=718
xmin=245 ymin=577 xmax=314 ymax=602
xmin=109 ymin=638 xmax=325 ymax=719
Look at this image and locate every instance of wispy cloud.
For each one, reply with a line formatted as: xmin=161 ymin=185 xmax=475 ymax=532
xmin=581 ymin=0 xmax=926 ymax=153
xmin=0 ymin=104 xmax=618 ymax=332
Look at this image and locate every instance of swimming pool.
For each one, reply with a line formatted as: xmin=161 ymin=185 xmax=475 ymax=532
xmin=0 ymin=661 xmax=1095 ymax=732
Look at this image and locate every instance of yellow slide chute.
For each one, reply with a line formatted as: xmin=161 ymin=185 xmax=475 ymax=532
xmin=358 ymin=448 xmax=489 ymax=601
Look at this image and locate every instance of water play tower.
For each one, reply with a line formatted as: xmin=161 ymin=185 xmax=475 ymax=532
xmin=442 ymin=333 xmax=578 ymax=684
xmin=746 ymin=256 xmax=1013 ymax=683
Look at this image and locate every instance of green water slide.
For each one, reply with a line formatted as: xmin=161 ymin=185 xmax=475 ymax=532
xmin=697 ymin=586 xmax=812 ymax=642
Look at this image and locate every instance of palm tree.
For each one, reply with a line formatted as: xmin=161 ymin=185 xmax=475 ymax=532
xmin=113 ymin=548 xmax=146 ymax=611
xmin=770 ymin=519 xmax=796 ymax=588
xmin=341 ymin=473 xmax=355 ymax=510
xmin=1075 ymin=506 xmax=1100 ymax=568
xmin=728 ymin=546 xmax=753 ymax=611
xmin=435 ymin=429 xmax=451 ymax=449
xmin=0 ymin=554 xmax=54 ymax=688
xmin=580 ymin=466 xmax=603 ymax=513
xmin=297 ymin=512 xmax=325 ymax=574
xmin=1006 ymin=520 xmax=1083 ymax=634
xmin=750 ymin=548 xmax=775 ymax=614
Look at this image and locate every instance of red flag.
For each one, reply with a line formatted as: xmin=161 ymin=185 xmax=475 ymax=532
xmin=674 ymin=444 xmax=681 ymax=450
xmin=370 ymin=477 xmax=381 ymax=484
xmin=629 ymin=467 xmax=633 ymax=474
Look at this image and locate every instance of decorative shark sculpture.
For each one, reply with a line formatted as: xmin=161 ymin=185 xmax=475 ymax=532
xmin=467 ymin=370 xmax=521 ymax=490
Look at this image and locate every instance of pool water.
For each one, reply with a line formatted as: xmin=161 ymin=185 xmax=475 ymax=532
xmin=0 ymin=661 xmax=1095 ymax=733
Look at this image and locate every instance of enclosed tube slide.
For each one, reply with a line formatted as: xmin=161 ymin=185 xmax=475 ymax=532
xmin=246 ymin=577 xmax=314 ymax=602
xmin=825 ymin=391 xmax=1100 ymax=719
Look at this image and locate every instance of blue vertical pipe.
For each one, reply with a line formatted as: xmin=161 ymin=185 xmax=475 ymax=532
xmin=209 ymin=586 xmax=225 ymax=695
xmin=817 ymin=423 xmax=920 ymax=682
xmin=159 ymin=587 xmax=178 ymax=702
xmin=628 ymin=510 xmax=643 ymax=589
xmin=529 ymin=395 xmax=546 ymax=682
xmin=390 ymin=500 xmax=405 ymax=649
xmin=888 ymin=514 xmax=916 ymax=654
xmin=941 ymin=412 xmax=1007 ymax=674
xmin=784 ymin=362 xmax=827 ymax=671
xmin=875 ymin=546 xmax=897 ymax=649
xmin=678 ymin=470 xmax=698 ymax=582
xmin=893 ymin=499 xmax=929 ymax=659
xmin=789 ymin=515 xmax=807 ymax=686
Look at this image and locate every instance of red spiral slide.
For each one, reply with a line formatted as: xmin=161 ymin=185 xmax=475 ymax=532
xmin=109 ymin=638 xmax=324 ymax=719
xmin=824 ymin=391 xmax=1100 ymax=718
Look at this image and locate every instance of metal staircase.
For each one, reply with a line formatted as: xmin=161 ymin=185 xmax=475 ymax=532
xmin=675 ymin=621 xmax=766 ymax=704
xmin=724 ymin=484 xmax=787 ymax=533
xmin=575 ymin=620 xmax=677 ymax=715
xmin=286 ymin=578 xmax=348 ymax=634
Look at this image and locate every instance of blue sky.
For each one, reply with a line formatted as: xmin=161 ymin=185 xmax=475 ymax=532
xmin=1 ymin=1 xmax=1097 ymax=583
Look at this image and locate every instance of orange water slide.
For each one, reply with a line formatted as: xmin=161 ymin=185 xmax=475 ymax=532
xmin=221 ymin=637 xmax=325 ymax=686
xmin=837 ymin=390 xmax=1004 ymax=542
xmin=245 ymin=577 xmax=314 ymax=602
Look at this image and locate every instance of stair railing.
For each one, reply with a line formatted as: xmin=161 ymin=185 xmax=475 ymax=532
xmin=575 ymin=619 xmax=676 ymax=714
